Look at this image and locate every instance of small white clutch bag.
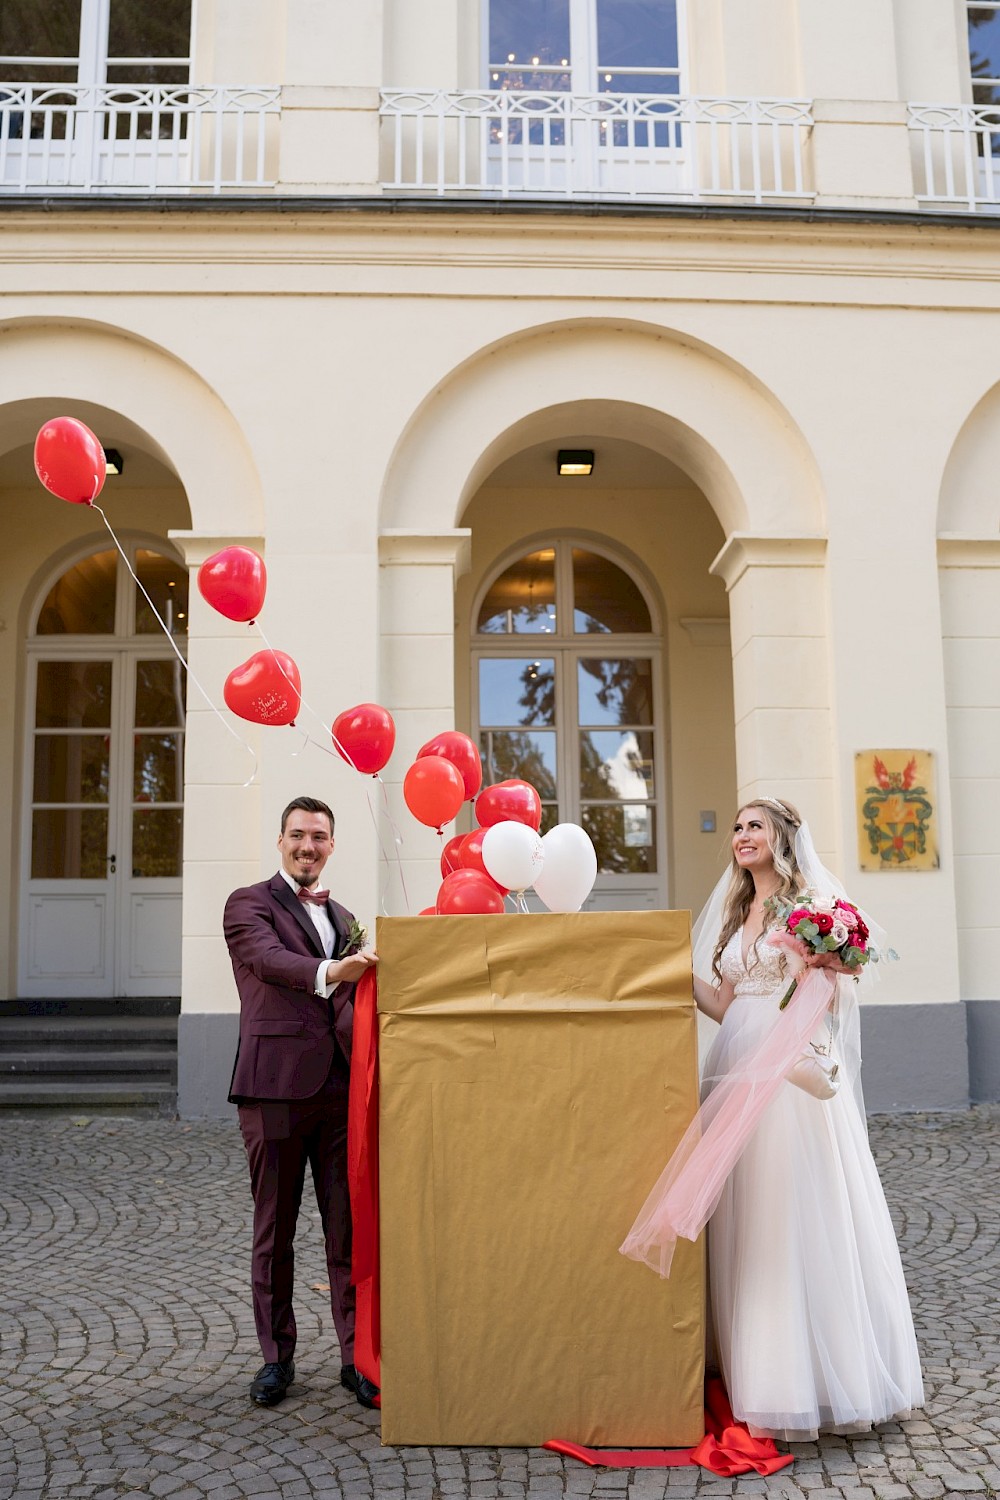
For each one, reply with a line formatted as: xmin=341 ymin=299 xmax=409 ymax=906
xmin=787 ymin=1045 xmax=840 ymax=1101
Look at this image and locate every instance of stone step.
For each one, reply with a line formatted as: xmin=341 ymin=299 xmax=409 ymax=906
xmin=0 ymin=1078 xmax=176 ymax=1111
xmin=0 ymin=1049 xmax=176 ymax=1079
xmin=0 ymin=1016 xmax=178 ymax=1048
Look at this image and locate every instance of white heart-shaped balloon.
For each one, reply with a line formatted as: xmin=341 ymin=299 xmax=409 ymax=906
xmin=481 ymin=820 xmax=545 ymax=893
xmin=533 ymin=823 xmax=598 ymax=912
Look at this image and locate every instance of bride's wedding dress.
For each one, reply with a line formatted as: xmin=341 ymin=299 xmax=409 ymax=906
xmin=706 ymin=928 xmax=924 ymax=1441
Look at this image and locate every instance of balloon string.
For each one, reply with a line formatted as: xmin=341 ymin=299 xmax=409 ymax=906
xmin=252 ymin=622 xmax=413 ymax=917
xmin=92 ymin=504 xmax=259 ymax=787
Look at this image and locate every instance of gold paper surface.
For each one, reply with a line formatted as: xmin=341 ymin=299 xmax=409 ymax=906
xmin=376 ymin=910 xmax=705 ymax=1447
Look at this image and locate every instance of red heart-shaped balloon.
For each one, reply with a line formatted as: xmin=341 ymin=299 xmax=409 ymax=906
xmin=34 ymin=417 xmax=106 ymax=506
xmin=435 ymin=869 xmax=506 ymax=916
xmin=475 ymin=778 xmax=542 ymax=832
xmin=418 ymin=730 xmax=483 ymax=801
xmin=223 ymin=650 xmax=301 ymax=726
xmin=198 ymin=546 xmax=267 ymax=622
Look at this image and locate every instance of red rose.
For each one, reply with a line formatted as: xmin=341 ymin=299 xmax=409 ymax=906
xmin=787 ymin=908 xmax=810 ymax=929
xmin=855 ymin=918 xmax=869 ymax=940
xmin=813 ymin=912 xmax=834 ymax=934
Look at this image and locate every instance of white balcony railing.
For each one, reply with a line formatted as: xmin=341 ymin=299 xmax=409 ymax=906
xmin=910 ymin=102 xmax=1000 ymax=212
xmin=380 ymin=90 xmax=814 ymax=203
xmin=0 ymin=84 xmax=279 ymax=194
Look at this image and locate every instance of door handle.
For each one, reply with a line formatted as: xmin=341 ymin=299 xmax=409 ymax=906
xmin=107 ymin=854 xmax=117 ymax=874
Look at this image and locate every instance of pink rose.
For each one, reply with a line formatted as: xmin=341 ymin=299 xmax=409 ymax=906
xmin=836 ymin=903 xmax=859 ymax=931
xmin=787 ymin=908 xmax=810 ymax=930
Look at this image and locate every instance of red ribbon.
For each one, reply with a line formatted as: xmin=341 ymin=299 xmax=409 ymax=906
xmin=544 ymin=1376 xmax=793 ymax=1475
xmin=347 ymin=968 xmax=791 ymax=1471
xmin=347 ymin=967 xmax=381 ymax=1396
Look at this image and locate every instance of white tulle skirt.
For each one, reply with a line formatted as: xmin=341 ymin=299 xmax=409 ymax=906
xmin=705 ymin=993 xmax=924 ymax=1442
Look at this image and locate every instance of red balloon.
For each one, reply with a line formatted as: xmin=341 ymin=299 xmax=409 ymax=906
xmin=457 ymin=827 xmax=508 ymax=895
xmin=419 ymin=906 xmax=438 ymax=916
xmin=418 ymin=730 xmax=483 ymax=801
xmin=403 ymin=755 xmax=465 ymax=832
xmin=332 ymin=703 xmax=396 ymax=775
xmin=440 ymin=834 xmax=465 ymax=878
xmin=475 ymin=778 xmax=542 ymax=832
xmin=436 ymin=870 xmax=506 ymax=916
xmin=223 ymin=650 xmax=301 ymax=727
xmin=34 ymin=417 xmax=106 ymax=505
xmin=198 ymin=546 xmax=267 ymax=622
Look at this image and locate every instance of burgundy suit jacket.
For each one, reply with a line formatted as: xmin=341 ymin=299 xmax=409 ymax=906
xmin=225 ymin=873 xmax=356 ymax=1103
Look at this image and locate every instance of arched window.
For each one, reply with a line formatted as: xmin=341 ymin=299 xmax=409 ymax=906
xmin=473 ymin=540 xmax=665 ymax=907
xmin=21 ymin=539 xmax=187 ymax=998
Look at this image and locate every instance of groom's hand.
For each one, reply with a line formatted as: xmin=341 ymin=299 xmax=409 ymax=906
xmin=326 ymin=950 xmax=379 ymax=986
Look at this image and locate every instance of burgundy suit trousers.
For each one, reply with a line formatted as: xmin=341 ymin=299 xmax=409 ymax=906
xmin=238 ymin=1055 xmax=354 ymax=1366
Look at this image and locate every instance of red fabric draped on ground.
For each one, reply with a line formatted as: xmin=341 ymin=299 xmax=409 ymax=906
xmin=544 ymin=1377 xmax=793 ymax=1474
xmin=346 ymin=968 xmax=791 ymax=1472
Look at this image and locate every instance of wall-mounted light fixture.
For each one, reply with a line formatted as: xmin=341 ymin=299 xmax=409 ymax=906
xmin=557 ymin=448 xmax=594 ymax=477
xmin=103 ymin=448 xmax=124 ymax=476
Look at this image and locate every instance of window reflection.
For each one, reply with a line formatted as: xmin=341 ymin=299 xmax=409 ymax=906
xmin=135 ymin=551 xmax=188 ymax=636
xmin=134 ymin=733 xmax=184 ymax=802
xmin=479 ymin=658 xmax=555 ymax=727
xmin=132 ymin=808 xmax=183 ymax=877
xmin=478 ymin=549 xmax=556 ymax=634
xmin=36 ymin=551 xmax=117 ymax=635
xmin=582 ymin=803 xmax=657 ymax=874
xmin=489 ymin=0 xmax=571 ymax=90
xmin=579 ymin=729 xmax=653 ymax=800
xmin=36 ymin=661 xmax=113 ymax=729
xmin=578 ymin=658 xmax=652 ymax=726
xmin=135 ymin=659 xmax=186 ymax=728
xmin=34 ymin=734 xmax=110 ymax=804
xmin=573 ymin=549 xmax=651 ymax=634
xmin=32 ymin=809 xmax=108 ymax=879
xmin=970 ymin=5 xmax=1000 ymax=105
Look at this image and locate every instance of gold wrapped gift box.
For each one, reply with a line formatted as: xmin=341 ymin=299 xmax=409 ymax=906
xmin=375 ymin=909 xmax=704 ymax=1447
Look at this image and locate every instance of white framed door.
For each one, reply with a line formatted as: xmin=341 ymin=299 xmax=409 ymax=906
xmin=472 ymin=539 xmax=667 ymax=910
xmin=19 ymin=542 xmax=187 ymax=998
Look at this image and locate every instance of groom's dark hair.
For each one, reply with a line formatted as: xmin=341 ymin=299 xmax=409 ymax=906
xmin=280 ymin=796 xmax=335 ymax=836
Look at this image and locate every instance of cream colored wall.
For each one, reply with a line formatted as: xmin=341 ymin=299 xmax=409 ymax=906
xmin=454 ymin=483 xmax=735 ymax=920
xmin=0 ymin=484 xmax=191 ymax=998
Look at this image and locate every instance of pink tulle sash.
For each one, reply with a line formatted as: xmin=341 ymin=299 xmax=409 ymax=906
xmin=619 ymin=968 xmax=837 ymax=1277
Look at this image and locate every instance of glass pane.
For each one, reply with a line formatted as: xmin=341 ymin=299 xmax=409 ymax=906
xmin=0 ymin=1 xmax=80 ymax=81
xmin=597 ymin=0 xmax=678 ymax=71
xmin=34 ymin=734 xmax=110 ymax=803
xmin=599 ymin=69 xmax=680 ymax=95
xmin=32 ymin=808 xmax=108 ymax=878
xmin=135 ymin=659 xmax=185 ymax=727
xmin=577 ymin=658 xmax=653 ymax=726
xmin=579 ymin=729 xmax=654 ymax=800
xmin=132 ymin=808 xmax=183 ymax=877
xmin=135 ymin=551 xmax=189 ymax=636
xmin=573 ymin=549 xmax=651 ymax=634
xmin=36 ymin=661 xmax=112 ymax=729
xmin=107 ymin=0 xmax=190 ymax=83
xmin=478 ymin=550 xmax=557 ymax=634
xmin=480 ymin=729 xmax=557 ymax=799
xmin=479 ymin=658 xmax=555 ymax=727
xmin=134 ymin=732 xmax=183 ymax=802
xmin=582 ymin=803 xmax=657 ymax=874
xmin=36 ymin=550 xmax=117 ymax=635
xmin=489 ymin=0 xmax=571 ymax=89
xmin=969 ymin=7 xmax=1000 ymax=84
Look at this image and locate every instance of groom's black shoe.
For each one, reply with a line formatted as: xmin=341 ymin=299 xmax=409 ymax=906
xmin=250 ymin=1359 xmax=295 ymax=1406
xmin=340 ymin=1363 xmax=380 ymax=1409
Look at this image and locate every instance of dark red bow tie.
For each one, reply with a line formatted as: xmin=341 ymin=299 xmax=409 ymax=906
xmin=297 ymin=887 xmax=330 ymax=906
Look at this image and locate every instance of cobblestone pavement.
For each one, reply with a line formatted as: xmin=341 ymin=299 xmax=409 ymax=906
xmin=1 ymin=1108 xmax=998 ymax=1500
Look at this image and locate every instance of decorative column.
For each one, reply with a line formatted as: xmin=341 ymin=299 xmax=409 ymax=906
xmin=168 ymin=529 xmax=264 ymax=1119
xmin=710 ymin=534 xmax=836 ymax=857
xmin=378 ymin=529 xmax=472 ymax=914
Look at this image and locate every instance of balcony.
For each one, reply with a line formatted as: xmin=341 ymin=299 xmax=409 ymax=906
xmin=379 ymin=90 xmax=814 ymax=205
xmin=0 ymin=84 xmax=279 ymax=194
xmin=909 ymin=102 xmax=1000 ymax=212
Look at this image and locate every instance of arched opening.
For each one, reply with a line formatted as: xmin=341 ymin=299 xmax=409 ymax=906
xmin=456 ymin=431 xmax=736 ymax=913
xmin=20 ymin=535 xmax=188 ymax=998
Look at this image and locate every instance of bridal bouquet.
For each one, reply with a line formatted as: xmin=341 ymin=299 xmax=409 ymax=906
xmin=764 ymin=894 xmax=883 ymax=1009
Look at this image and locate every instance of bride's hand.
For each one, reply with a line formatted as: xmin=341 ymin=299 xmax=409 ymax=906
xmin=803 ymin=952 xmax=857 ymax=977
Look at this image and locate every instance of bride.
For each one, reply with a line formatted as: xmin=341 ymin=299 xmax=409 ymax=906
xmin=621 ymin=796 xmax=924 ymax=1442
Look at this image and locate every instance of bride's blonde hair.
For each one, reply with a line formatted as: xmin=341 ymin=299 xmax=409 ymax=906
xmin=712 ymin=797 xmax=808 ymax=984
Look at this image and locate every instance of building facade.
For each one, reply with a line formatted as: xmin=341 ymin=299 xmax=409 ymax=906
xmin=1 ymin=0 xmax=998 ymax=1114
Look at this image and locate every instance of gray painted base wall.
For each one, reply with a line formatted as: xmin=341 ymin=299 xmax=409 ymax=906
xmin=177 ymin=1012 xmax=239 ymax=1120
xmin=176 ymin=999 xmax=1000 ymax=1119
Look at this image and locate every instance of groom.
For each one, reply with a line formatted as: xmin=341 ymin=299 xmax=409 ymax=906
xmin=224 ymin=795 xmax=379 ymax=1410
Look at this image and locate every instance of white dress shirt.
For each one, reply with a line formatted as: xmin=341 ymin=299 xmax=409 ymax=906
xmin=278 ymin=867 xmax=337 ymax=997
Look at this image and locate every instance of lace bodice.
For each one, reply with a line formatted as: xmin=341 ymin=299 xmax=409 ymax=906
xmin=719 ymin=927 xmax=786 ymax=997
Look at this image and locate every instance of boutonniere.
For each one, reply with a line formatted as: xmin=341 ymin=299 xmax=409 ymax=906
xmin=344 ymin=919 xmax=368 ymax=956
